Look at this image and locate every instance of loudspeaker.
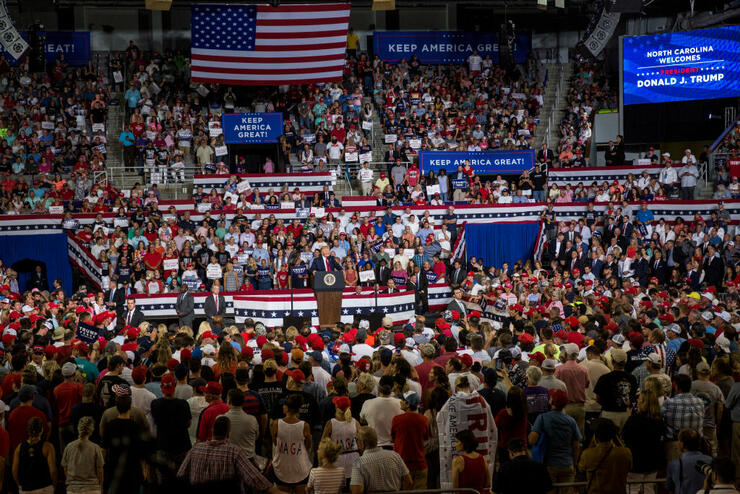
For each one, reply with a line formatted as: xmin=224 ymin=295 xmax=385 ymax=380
xmin=583 ymin=9 xmax=620 ymax=57
xmin=372 ymin=0 xmax=396 ymax=11
xmin=606 ymin=0 xmax=643 ymax=13
xmin=353 ymin=313 xmax=383 ymax=332
xmin=145 ymin=0 xmax=172 ymax=11
xmin=283 ymin=315 xmax=311 ymax=330
xmin=0 ymin=7 xmax=29 ymax=62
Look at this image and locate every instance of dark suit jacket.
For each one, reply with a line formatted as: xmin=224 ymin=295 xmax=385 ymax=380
xmin=591 ymin=259 xmax=604 ymax=279
xmin=123 ymin=308 xmax=145 ymax=328
xmin=650 ymin=259 xmax=667 ymax=284
xmin=175 ymin=291 xmax=195 ymax=327
xmin=703 ymin=256 xmax=724 ymax=288
xmin=447 ymin=298 xmax=467 ymax=317
xmin=27 ymin=272 xmax=48 ymax=292
xmin=376 ymin=265 xmax=390 ymax=285
xmin=310 ymin=256 xmax=342 ymax=273
xmin=448 ymin=267 xmax=466 ymax=288
xmin=324 ymin=198 xmax=341 ymax=208
xmin=204 ymin=294 xmax=226 ymax=320
xmin=107 ymin=288 xmax=126 ymax=318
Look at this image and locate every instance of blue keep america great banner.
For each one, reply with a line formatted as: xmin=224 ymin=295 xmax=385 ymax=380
xmin=622 ymin=25 xmax=740 ymax=105
xmin=1 ymin=31 xmax=90 ymax=65
xmin=419 ymin=150 xmax=535 ymax=175
xmin=374 ymin=31 xmax=531 ymax=65
xmin=222 ymin=112 xmax=283 ymax=144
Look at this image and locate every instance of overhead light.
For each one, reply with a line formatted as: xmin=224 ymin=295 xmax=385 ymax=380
xmin=0 ymin=5 xmax=29 ymax=61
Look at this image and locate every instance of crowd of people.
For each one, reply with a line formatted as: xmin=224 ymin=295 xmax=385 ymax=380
xmin=0 ymin=224 xmax=739 ymax=494
xmin=0 ymin=53 xmax=112 ymax=215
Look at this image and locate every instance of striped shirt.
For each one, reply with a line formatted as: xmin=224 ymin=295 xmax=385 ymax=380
xmin=350 ymin=447 xmax=409 ymax=492
xmin=308 ymin=466 xmax=346 ymax=494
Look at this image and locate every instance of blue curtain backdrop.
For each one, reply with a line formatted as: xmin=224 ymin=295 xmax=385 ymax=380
xmin=0 ymin=233 xmax=73 ymax=294
xmin=465 ymin=222 xmax=540 ymax=269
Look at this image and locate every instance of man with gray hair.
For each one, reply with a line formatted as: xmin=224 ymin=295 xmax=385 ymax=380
xmin=350 ymin=426 xmax=412 ymax=494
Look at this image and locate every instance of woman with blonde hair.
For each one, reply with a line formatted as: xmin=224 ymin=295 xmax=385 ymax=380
xmin=307 ymin=438 xmax=345 ymax=494
xmin=61 ymin=416 xmax=104 ymax=493
xmin=155 ymin=334 xmax=173 ymax=366
xmin=321 ymin=396 xmax=360 ymax=482
xmin=196 ymin=320 xmax=212 ymax=340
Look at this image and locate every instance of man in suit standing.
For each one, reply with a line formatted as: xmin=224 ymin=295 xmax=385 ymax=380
xmin=175 ymin=284 xmax=195 ymax=330
xmin=448 ymin=260 xmax=466 ymax=289
xmin=204 ymin=282 xmax=226 ymax=325
xmin=310 ymin=246 xmax=342 ymax=275
xmin=651 ymin=250 xmax=667 ymax=285
xmin=376 ymin=259 xmax=390 ymax=285
xmin=123 ymin=297 xmax=145 ymax=328
xmin=537 ymin=143 xmax=554 ymax=166
xmin=703 ymin=245 xmax=724 ymax=290
xmin=27 ymin=265 xmax=48 ymax=292
xmin=106 ymin=282 xmax=126 ymax=320
xmin=447 ymin=287 xmax=467 ymax=319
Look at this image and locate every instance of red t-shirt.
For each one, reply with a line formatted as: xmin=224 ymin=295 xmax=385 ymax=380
xmin=415 ymin=361 xmax=442 ymax=395
xmin=53 ymin=381 xmax=83 ymax=426
xmin=494 ymin=409 xmax=528 ymax=450
xmin=7 ymin=406 xmax=48 ymax=454
xmin=391 ymin=412 xmax=429 ymax=470
xmin=197 ymin=401 xmax=230 ymax=441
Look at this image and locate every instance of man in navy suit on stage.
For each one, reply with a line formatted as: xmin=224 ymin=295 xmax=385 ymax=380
xmin=310 ymin=246 xmax=342 ymax=275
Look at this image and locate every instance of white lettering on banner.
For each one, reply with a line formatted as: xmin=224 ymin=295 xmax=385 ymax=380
xmin=46 ymin=43 xmax=76 ymax=54
xmin=388 ymin=43 xmax=418 ymax=52
xmin=231 ymin=115 xmax=273 ymax=139
xmin=428 ymin=157 xmax=526 ymax=167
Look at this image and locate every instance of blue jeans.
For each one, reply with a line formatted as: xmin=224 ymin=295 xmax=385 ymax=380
xmin=532 ymin=190 xmax=545 ymax=202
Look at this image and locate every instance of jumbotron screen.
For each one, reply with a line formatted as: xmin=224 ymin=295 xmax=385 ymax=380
xmin=621 ymin=25 xmax=740 ymax=106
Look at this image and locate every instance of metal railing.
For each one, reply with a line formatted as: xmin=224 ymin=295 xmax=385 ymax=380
xmin=552 ymin=477 xmax=666 ymax=494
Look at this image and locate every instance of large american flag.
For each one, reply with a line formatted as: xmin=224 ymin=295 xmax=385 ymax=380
xmin=190 ymin=3 xmax=350 ymax=86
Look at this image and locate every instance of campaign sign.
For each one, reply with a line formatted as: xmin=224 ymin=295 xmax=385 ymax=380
xmin=1 ymin=31 xmax=91 ymax=65
xmin=221 ymin=113 xmax=283 ymax=144
xmin=622 ymin=25 xmax=740 ymax=105
xmin=76 ymin=321 xmax=99 ymax=345
xmin=374 ymin=31 xmax=531 ymax=65
xmin=419 ymin=150 xmax=535 ymax=175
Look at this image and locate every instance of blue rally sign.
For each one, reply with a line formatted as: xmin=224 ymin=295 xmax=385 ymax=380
xmin=222 ymin=112 xmax=283 ymax=144
xmin=374 ymin=31 xmax=531 ymax=65
xmin=419 ymin=150 xmax=535 ymax=175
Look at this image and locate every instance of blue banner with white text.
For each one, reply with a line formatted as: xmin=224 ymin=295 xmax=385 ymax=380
xmin=419 ymin=150 xmax=535 ymax=175
xmin=222 ymin=112 xmax=283 ymax=144
xmin=1 ymin=31 xmax=90 ymax=65
xmin=373 ymin=31 xmax=531 ymax=65
xmin=622 ymin=25 xmax=740 ymax=105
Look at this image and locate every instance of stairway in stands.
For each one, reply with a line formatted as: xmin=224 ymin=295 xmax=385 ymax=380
xmin=535 ymin=63 xmax=573 ymax=150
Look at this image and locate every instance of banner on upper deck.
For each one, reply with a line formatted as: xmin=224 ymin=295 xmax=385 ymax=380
xmin=222 ymin=113 xmax=283 ymax=144
xmin=419 ymin=150 xmax=535 ymax=174
xmin=1 ymin=31 xmax=90 ymax=65
xmin=373 ymin=31 xmax=531 ymax=64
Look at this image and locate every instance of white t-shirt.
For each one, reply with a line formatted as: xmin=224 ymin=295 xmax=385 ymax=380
xmin=359 ymin=396 xmax=403 ymax=446
xmin=352 ymin=343 xmax=375 ymax=362
xmin=468 ymin=55 xmax=482 ymax=72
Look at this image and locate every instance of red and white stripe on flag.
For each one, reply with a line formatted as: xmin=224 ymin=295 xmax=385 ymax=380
xmin=190 ymin=3 xmax=350 ymax=86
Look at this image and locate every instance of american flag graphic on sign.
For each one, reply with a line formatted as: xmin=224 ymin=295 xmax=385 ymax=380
xmin=190 ymin=3 xmax=350 ymax=86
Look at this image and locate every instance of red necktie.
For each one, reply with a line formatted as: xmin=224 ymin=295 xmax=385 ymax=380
xmin=325 ymin=258 xmax=330 ymax=271
xmin=214 ymin=295 xmax=218 ymax=312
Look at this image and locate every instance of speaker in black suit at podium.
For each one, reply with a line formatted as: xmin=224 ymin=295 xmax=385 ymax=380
xmin=310 ymin=248 xmax=345 ymax=327
xmin=312 ymin=270 xmax=345 ymax=328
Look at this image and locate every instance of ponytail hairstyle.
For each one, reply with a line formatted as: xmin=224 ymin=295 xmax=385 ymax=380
xmin=332 ymin=395 xmax=352 ymax=422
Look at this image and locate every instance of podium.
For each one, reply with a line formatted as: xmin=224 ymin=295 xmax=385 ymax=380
xmin=313 ymin=271 xmax=345 ymax=327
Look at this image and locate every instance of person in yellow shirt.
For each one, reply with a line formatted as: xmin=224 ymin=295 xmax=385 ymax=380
xmin=346 ymin=27 xmax=359 ymax=58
